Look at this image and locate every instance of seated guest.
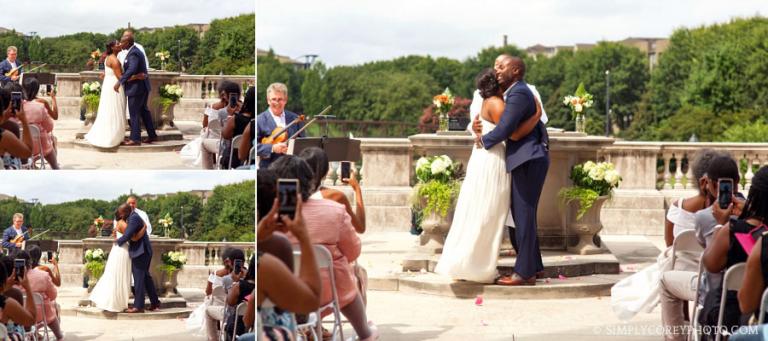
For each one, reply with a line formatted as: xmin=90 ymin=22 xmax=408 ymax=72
xmin=21 ymin=245 xmax=63 ymax=340
xmin=0 ymin=254 xmax=37 ymax=329
xmin=257 ymin=82 xmax=304 ymax=169
xmin=21 ymin=77 xmax=58 ymax=169
xmin=256 ymin=169 xmax=322 ymax=339
xmin=270 ymin=156 xmax=378 ymax=340
xmin=737 ymin=167 xmax=768 ymax=317
xmin=226 ymin=256 xmax=255 ymax=340
xmin=3 ymin=213 xmax=29 ymax=254
xmin=659 ymin=150 xmax=732 ymax=340
xmin=201 ymin=80 xmax=241 ymax=169
xmin=222 ymin=86 xmax=254 ymax=169
xmin=203 ymin=247 xmax=244 ymax=341
xmin=700 ymin=159 xmax=756 ymax=337
xmin=24 ymin=77 xmax=57 ymax=120
xmin=0 ymin=88 xmax=33 ymax=168
xmin=238 ymin=119 xmax=255 ymax=168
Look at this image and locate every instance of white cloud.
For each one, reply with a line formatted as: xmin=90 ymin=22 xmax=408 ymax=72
xmin=4 ymin=0 xmax=254 ymax=37
xmin=0 ymin=171 xmax=254 ymax=204
xmin=257 ymin=0 xmax=767 ymax=66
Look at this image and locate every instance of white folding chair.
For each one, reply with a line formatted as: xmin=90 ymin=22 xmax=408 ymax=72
xmin=247 ymin=146 xmax=255 ymax=166
xmin=206 ymin=118 xmax=223 ymax=169
xmin=30 ymin=293 xmax=50 ymax=341
xmin=759 ymin=286 xmax=768 ymax=324
xmin=671 ymin=230 xmax=704 ymax=271
xmin=210 ymin=285 xmax=228 ymax=341
xmin=228 ymin=134 xmax=243 ymax=169
xmin=231 ymin=302 xmax=247 ymax=341
xmin=20 ymin=124 xmax=46 ymax=170
xmin=689 ymin=253 xmax=706 ymax=341
xmin=293 ymin=245 xmax=345 ymax=341
xmin=715 ymin=262 xmax=746 ymax=341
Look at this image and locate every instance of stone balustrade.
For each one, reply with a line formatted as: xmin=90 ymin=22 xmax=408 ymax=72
xmin=42 ymin=72 xmax=254 ymax=123
xmin=347 ymin=133 xmax=768 ymax=239
xmin=58 ymin=239 xmax=254 ymax=290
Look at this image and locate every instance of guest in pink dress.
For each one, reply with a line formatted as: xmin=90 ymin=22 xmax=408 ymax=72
xmin=19 ymin=246 xmax=64 ymax=340
xmin=21 ymin=77 xmax=58 ymax=169
xmin=269 ymin=156 xmax=378 ymax=341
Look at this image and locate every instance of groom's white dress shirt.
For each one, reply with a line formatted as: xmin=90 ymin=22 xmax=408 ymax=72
xmin=134 ymin=208 xmax=153 ymax=236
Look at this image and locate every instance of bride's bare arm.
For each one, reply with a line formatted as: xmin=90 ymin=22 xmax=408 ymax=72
xmin=109 ymin=55 xmax=123 ymax=80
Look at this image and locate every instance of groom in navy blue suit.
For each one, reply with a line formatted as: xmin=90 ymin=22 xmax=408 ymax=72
xmin=116 ymin=204 xmax=160 ymax=313
xmin=475 ymin=55 xmax=549 ymax=286
xmin=115 ymin=35 xmax=157 ymax=146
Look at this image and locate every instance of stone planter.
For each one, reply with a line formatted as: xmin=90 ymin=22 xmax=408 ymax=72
xmin=161 ymin=268 xmax=181 ymax=297
xmin=158 ymin=103 xmax=176 ymax=130
xmin=418 ymin=207 xmax=454 ymax=254
xmin=566 ymin=195 xmax=609 ymax=255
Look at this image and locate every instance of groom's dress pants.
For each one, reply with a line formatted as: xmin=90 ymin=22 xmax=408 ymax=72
xmin=128 ymin=91 xmax=158 ymax=142
xmin=132 ymin=252 xmax=160 ymax=309
xmin=509 ymin=156 xmax=549 ymax=279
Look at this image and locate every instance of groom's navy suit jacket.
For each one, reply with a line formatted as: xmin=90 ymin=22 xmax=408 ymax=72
xmin=117 ymin=212 xmax=152 ymax=260
xmin=118 ymin=46 xmax=151 ymax=97
xmin=481 ymin=81 xmax=549 ymax=172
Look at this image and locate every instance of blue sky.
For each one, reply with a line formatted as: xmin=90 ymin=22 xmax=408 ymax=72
xmin=0 ymin=171 xmax=254 ymax=204
xmin=257 ymin=0 xmax=768 ymax=66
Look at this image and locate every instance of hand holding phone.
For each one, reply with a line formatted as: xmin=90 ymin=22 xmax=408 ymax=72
xmin=233 ymin=259 xmax=243 ymax=275
xmin=14 ymin=258 xmax=25 ymax=281
xmin=277 ymin=179 xmax=299 ymax=219
xmin=340 ymin=161 xmax=351 ymax=183
xmin=718 ymin=178 xmax=734 ymax=210
xmin=10 ymin=91 xmax=21 ymax=115
xmin=229 ymin=93 xmax=238 ymax=109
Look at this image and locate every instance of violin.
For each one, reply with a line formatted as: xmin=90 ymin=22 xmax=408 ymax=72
xmin=261 ymin=115 xmax=306 ymax=144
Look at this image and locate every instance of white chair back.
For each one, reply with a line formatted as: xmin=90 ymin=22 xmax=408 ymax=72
xmin=210 ymin=285 xmax=226 ymax=305
xmin=672 ymin=230 xmax=703 ymax=271
xmin=689 ymin=253 xmax=706 ymax=341
xmin=715 ymin=262 xmax=747 ymax=341
xmin=292 ymin=245 xmax=344 ymax=341
xmin=230 ymin=302 xmax=248 ymax=341
xmin=229 ymin=134 xmax=243 ymax=169
xmin=32 ymin=292 xmax=50 ymax=341
xmin=759 ymin=287 xmax=768 ymax=323
xmin=247 ymin=146 xmax=255 ymax=165
xmin=21 ymin=124 xmax=46 ymax=169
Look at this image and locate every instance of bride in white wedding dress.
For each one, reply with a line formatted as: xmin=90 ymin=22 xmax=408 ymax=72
xmin=434 ymin=69 xmax=543 ymax=283
xmin=84 ymin=40 xmax=126 ymax=148
xmin=89 ymin=210 xmax=146 ymax=312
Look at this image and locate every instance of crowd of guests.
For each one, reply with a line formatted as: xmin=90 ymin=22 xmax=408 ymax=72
xmin=0 ymin=213 xmax=64 ymax=340
xmin=183 ymin=79 xmax=255 ymax=170
xmin=255 ymin=146 xmax=376 ymax=340
xmin=614 ymin=149 xmax=768 ymax=340
xmin=0 ymin=45 xmax=58 ymax=170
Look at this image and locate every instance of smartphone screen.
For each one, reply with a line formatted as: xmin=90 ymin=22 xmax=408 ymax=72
xmin=718 ymin=178 xmax=734 ymax=209
xmin=277 ymin=179 xmax=299 ymax=219
xmin=46 ymin=84 xmax=52 ymax=95
xmin=46 ymin=251 xmax=52 ymax=262
xmin=11 ymin=91 xmax=21 ymax=112
xmin=341 ymin=161 xmax=351 ymax=181
xmin=233 ymin=259 xmax=243 ymax=275
xmin=14 ymin=259 xmax=24 ymax=280
xmin=229 ymin=93 xmax=238 ymax=109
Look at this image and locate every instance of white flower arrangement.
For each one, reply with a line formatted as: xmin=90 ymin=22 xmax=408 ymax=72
xmin=559 ymin=160 xmax=622 ymax=219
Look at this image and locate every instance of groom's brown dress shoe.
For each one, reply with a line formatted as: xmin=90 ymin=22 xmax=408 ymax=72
xmin=124 ymin=307 xmax=144 ymax=313
xmin=147 ymin=304 xmax=160 ymax=312
xmin=495 ymin=273 xmax=536 ymax=286
xmin=142 ymin=137 xmax=156 ymax=144
xmin=122 ymin=140 xmax=141 ymax=146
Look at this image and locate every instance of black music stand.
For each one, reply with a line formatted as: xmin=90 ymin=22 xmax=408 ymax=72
xmin=24 ymin=73 xmax=55 ymax=85
xmin=288 ymin=137 xmax=361 ymax=162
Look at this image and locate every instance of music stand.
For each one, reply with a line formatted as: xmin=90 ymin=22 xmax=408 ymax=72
xmin=288 ymin=137 xmax=361 ymax=162
xmin=24 ymin=73 xmax=55 ymax=84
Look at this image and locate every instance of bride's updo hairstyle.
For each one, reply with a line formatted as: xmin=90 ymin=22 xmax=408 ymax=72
xmin=476 ymin=68 xmax=500 ymax=99
xmin=105 ymin=40 xmax=119 ymax=56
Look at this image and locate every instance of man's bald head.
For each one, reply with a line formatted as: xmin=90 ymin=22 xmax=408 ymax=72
xmin=494 ymin=54 xmax=526 ymax=88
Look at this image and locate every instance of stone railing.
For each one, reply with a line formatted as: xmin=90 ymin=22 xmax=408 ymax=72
xmin=351 ymin=133 xmax=768 ymax=238
xmin=45 ymin=72 xmax=255 ymax=123
xmin=58 ymin=239 xmax=254 ymax=290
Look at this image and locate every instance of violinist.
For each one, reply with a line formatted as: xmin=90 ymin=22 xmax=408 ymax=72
xmin=256 ymin=82 xmax=305 ymax=169
xmin=0 ymin=46 xmax=21 ymax=85
xmin=2 ymin=213 xmax=29 ymax=254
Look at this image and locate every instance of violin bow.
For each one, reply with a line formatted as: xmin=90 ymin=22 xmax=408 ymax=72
xmin=289 ymin=105 xmax=332 ymax=139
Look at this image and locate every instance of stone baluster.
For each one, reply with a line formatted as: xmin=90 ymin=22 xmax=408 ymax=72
xmin=212 ymin=246 xmax=220 ymax=266
xmin=745 ymin=154 xmax=755 ymax=192
xmin=685 ymin=153 xmax=694 ymax=190
xmin=355 ymin=161 xmax=363 ymax=185
xmin=200 ymin=80 xmax=207 ymax=99
xmin=329 ymin=162 xmax=340 ymax=186
xmin=663 ymin=153 xmax=673 ymax=190
xmin=674 ymin=154 xmax=684 ymax=190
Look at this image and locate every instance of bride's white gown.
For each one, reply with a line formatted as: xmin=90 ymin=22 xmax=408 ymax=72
xmin=434 ymin=115 xmax=511 ymax=283
xmin=84 ymin=61 xmax=126 ymax=148
xmin=90 ymin=231 xmax=131 ymax=312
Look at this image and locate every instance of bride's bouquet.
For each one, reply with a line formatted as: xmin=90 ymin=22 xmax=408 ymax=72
xmin=84 ymin=248 xmax=106 ymax=281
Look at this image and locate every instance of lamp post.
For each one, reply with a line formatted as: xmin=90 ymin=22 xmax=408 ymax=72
xmin=180 ymin=205 xmax=186 ymax=239
xmin=177 ymin=39 xmax=182 ymax=72
xmin=605 ymin=70 xmax=611 ymax=137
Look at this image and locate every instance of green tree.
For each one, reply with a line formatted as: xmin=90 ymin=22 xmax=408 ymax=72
xmin=257 ymin=50 xmax=303 ymax=113
xmin=194 ymin=13 xmax=255 ymax=75
xmin=197 ymin=180 xmax=255 ymax=242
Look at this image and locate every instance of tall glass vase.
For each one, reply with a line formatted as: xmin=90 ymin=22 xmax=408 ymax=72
xmin=575 ymin=113 xmax=586 ymax=133
xmin=438 ymin=112 xmax=448 ymax=132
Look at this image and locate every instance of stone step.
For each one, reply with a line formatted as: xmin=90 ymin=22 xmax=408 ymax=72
xmin=360 ymin=187 xmax=412 ymax=206
xmin=365 ymin=206 xmax=412 ymax=233
xmin=78 ymin=296 xmax=187 ymax=309
xmin=74 ymin=126 xmax=184 ymax=141
xmin=394 ymin=272 xmax=622 ymax=299
xmin=67 ymin=306 xmax=192 ymax=320
xmin=69 ymin=139 xmax=188 ymax=153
